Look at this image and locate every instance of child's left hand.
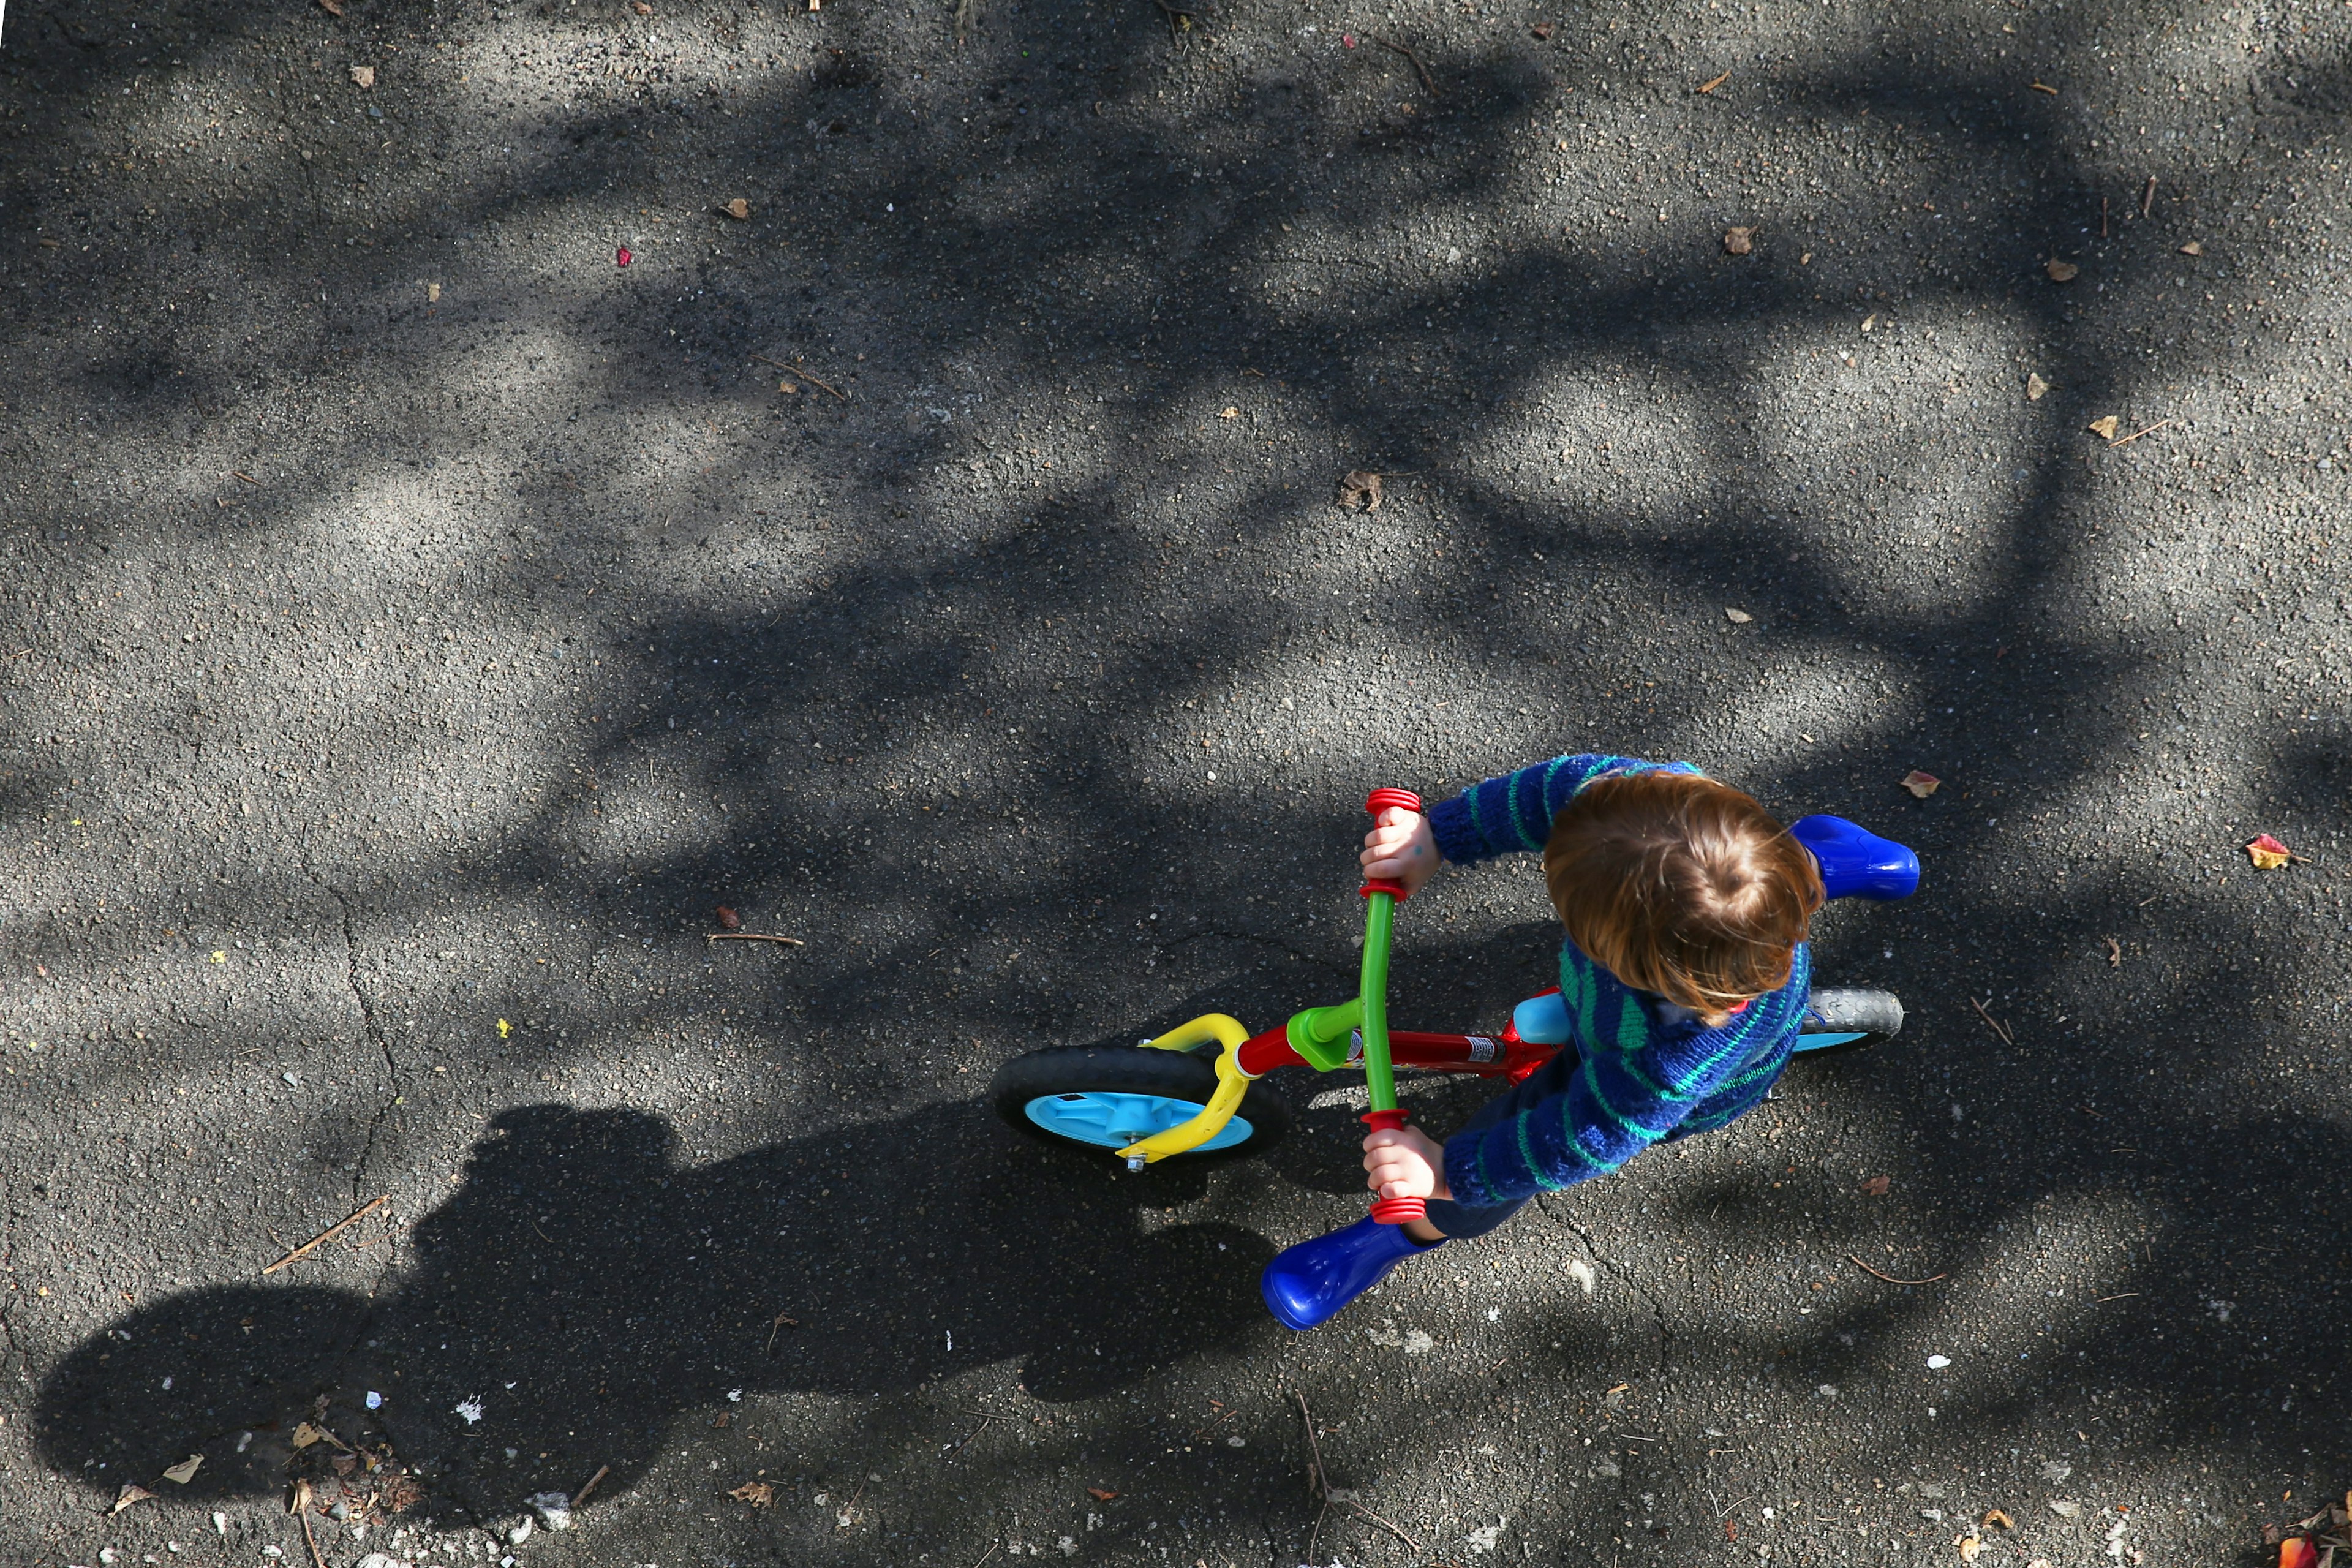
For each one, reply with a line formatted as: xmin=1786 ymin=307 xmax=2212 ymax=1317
xmin=1362 ymin=1124 xmax=1452 ymax=1204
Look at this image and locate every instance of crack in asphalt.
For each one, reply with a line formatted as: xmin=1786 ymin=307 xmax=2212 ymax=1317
xmin=319 ymin=882 xmax=410 ymax=1318
xmin=323 ymin=884 xmax=405 ymax=1201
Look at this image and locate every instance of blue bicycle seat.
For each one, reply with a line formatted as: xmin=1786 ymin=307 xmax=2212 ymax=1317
xmin=1791 ymin=815 xmax=1920 ymax=901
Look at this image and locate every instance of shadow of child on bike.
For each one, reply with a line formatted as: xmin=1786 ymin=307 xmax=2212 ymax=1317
xmin=33 ymin=1097 xmax=1275 ymax=1520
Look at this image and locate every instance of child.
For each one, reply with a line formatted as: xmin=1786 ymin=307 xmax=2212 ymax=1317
xmin=1261 ymin=753 xmax=1826 ymax=1330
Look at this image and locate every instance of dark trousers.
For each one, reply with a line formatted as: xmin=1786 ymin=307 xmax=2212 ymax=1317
xmin=1419 ymin=1048 xmax=1580 ymax=1240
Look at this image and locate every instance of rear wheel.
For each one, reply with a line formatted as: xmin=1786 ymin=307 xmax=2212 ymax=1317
xmin=990 ymin=1045 xmax=1293 ymax=1163
xmin=1792 ymin=988 xmax=1904 ymax=1057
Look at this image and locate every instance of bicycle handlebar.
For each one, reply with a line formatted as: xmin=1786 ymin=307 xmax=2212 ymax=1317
xmin=1358 ymin=788 xmax=1425 ymax=1226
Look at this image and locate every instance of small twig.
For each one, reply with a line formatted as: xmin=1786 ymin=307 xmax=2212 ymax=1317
xmin=1695 ymin=69 xmax=1730 ymax=94
xmin=2030 ymin=79 xmax=2058 ymax=94
xmin=231 ymin=470 xmax=262 ymax=486
xmin=1719 ymin=1494 xmax=1756 ymax=1520
xmin=967 ymin=1544 xmax=1001 ymax=1568
xmin=262 ymin=1195 xmax=390 ymax=1275
xmin=2100 ymin=195 xmax=2109 ymax=238
xmin=572 ymin=1464 xmax=610 ymax=1509
xmin=296 ymin=1495 xmax=329 ymax=1568
xmin=945 ymin=1412 xmax=1002 ymax=1457
xmin=2093 ymin=1291 xmax=2141 ymax=1303
xmin=2106 ymin=418 xmax=2172 ymax=449
xmin=706 ymin=932 xmax=807 ymax=946
xmin=1969 ymin=996 xmax=2014 ymax=1046
xmin=1142 ymin=0 xmax=1194 ymax=45
xmin=1847 ymin=1253 xmax=1948 ymax=1286
xmin=529 ymin=1216 xmax=554 ymax=1244
xmin=1344 ymin=1501 xmax=1422 ymax=1551
xmin=2140 ymin=176 xmax=2157 ymax=218
xmin=748 ymin=354 xmax=850 ymax=400
xmin=1294 ymin=1392 xmax=1327 ymax=1499
xmin=766 ymin=1311 xmax=799 ymax=1355
xmin=1307 ymin=1499 xmax=1331 ymax=1566
xmin=1371 ymin=35 xmax=1439 ymax=96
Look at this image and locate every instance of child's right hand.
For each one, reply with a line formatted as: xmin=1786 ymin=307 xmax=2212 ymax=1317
xmin=1360 ymin=804 xmax=1441 ymax=895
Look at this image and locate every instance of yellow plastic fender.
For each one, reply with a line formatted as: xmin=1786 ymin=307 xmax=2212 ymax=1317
xmin=1120 ymin=1014 xmax=1256 ymax=1165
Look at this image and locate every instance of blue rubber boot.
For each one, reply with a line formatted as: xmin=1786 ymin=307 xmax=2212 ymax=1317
xmin=1261 ymin=1215 xmax=1443 ymax=1330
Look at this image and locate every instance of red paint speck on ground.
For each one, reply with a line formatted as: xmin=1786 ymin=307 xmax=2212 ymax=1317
xmin=616 ymin=246 xmax=633 ymax=266
xmin=1341 ymin=32 xmax=1356 ymax=45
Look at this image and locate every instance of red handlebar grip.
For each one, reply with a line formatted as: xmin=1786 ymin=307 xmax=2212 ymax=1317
xmin=1362 ymin=790 xmax=1425 ymax=902
xmin=1360 ymin=1110 xmax=1428 ymax=1225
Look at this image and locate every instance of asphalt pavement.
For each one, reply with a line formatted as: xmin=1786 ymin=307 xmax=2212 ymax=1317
xmin=2 ymin=0 xmax=2349 ymax=1562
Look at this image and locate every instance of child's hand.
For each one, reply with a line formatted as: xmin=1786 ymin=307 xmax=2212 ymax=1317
xmin=1362 ymin=1125 xmax=1452 ymax=1204
xmin=1360 ymin=805 xmax=1441 ymax=895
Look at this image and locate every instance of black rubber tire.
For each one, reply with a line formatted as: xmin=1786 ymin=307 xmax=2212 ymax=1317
xmin=1793 ymin=987 xmax=1905 ymax=1057
xmin=990 ymin=1044 xmax=1294 ymax=1163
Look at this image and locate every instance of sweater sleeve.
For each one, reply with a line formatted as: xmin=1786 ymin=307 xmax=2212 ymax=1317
xmin=1424 ymin=754 xmax=1697 ymax=867
xmin=1441 ymin=985 xmax=1798 ymax=1207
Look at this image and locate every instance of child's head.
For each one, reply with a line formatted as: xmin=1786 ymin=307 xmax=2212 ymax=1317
xmin=1542 ymin=771 xmax=1824 ymax=1020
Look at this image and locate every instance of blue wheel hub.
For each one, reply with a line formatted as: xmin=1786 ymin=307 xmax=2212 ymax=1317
xmin=1023 ymin=1090 xmax=1256 ymax=1152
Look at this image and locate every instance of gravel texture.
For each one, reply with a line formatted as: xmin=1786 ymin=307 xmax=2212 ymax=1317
xmin=2 ymin=0 xmax=2349 ymax=1562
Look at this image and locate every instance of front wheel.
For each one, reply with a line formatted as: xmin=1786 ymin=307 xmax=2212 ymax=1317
xmin=1792 ymin=988 xmax=1905 ymax=1056
xmin=990 ymin=1045 xmax=1294 ymax=1163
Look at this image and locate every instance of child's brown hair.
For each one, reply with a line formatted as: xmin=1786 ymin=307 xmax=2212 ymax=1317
xmin=1542 ymin=771 xmax=1824 ymax=1021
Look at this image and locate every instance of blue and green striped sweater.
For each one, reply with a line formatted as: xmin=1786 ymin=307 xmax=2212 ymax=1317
xmin=1426 ymin=754 xmax=1811 ymax=1208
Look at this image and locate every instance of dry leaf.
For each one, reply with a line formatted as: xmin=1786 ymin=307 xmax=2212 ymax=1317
xmin=633 ymin=0 xmax=654 ymax=11
xmin=2026 ymin=372 xmax=2048 ymax=402
xmin=1983 ymin=1510 xmax=2016 ymax=1531
xmin=1860 ymin=1174 xmax=1893 ymax=1196
xmin=1219 ymin=406 xmax=1239 ymax=420
xmin=2179 ymin=239 xmax=2204 ymax=256
xmin=1088 ymin=1487 xmax=1120 ymax=1502
xmin=1724 ymin=227 xmax=1755 ymax=256
xmin=2105 ymin=937 xmax=2123 ymax=967
xmin=162 ymin=1455 xmax=204 ymax=1485
xmin=1696 ymin=70 xmax=1730 ymax=93
xmin=725 ymin=198 xmax=750 ymax=220
xmin=316 ymin=0 xmax=345 ymax=14
xmin=1861 ymin=313 xmax=1877 ymax=333
xmin=1901 ymin=770 xmax=1941 ymax=799
xmin=1956 ymin=1532 xmax=1984 ymax=1562
xmin=2045 ymin=258 xmax=2078 ymax=282
xmin=2048 ymin=1499 xmax=2082 ymax=1519
xmin=2028 ymin=1560 xmax=2056 ymax=1568
xmin=1724 ymin=606 xmax=1753 ymax=624
xmin=2247 ymin=834 xmax=2296 ymax=870
xmin=112 ymin=1484 xmax=156 ymax=1515
xmin=427 ymin=282 xmax=441 ymax=304
xmin=2087 ymin=415 xmax=2120 ymax=441
xmin=731 ymin=1482 xmax=775 ymax=1507
xmin=291 ymin=1422 xmax=326 ymax=1449
xmin=349 ymin=64 xmax=375 ymax=88
xmin=1336 ymin=471 xmax=1383 ymax=511
xmin=1530 ymin=21 xmax=1553 ymax=37
xmin=715 ymin=905 xmax=743 ymax=930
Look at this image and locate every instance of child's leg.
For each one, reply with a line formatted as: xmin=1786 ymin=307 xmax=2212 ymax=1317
xmin=1415 ymin=1049 xmax=1580 ymax=1241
